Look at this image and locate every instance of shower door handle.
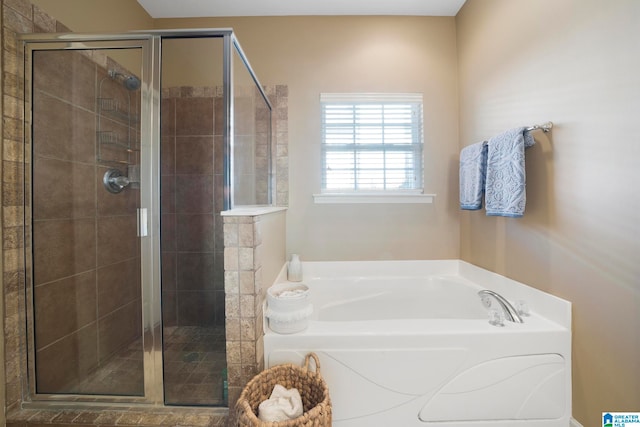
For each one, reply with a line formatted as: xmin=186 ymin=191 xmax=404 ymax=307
xmin=137 ymin=208 xmax=148 ymax=237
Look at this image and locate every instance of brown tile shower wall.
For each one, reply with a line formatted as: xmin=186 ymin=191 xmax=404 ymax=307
xmin=1 ymin=0 xmax=144 ymax=405
xmin=30 ymin=48 xmax=142 ymax=393
xmin=160 ymin=87 xmax=226 ymax=328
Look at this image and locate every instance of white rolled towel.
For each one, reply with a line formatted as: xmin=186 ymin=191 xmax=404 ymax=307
xmin=258 ymin=384 xmax=304 ymax=422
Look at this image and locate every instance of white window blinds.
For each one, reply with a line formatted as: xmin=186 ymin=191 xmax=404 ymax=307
xmin=320 ymin=93 xmax=424 ymax=193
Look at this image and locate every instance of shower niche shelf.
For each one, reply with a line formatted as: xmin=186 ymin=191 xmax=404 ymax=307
xmin=98 ymin=97 xmax=140 ymax=123
xmin=96 ymin=96 xmax=139 ymax=166
xmin=97 ymin=130 xmax=139 ymax=148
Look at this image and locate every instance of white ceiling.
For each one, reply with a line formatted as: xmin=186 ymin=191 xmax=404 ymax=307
xmin=136 ymin=0 xmax=467 ymax=18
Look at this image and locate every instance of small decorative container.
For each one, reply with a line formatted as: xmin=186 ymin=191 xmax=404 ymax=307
xmin=287 ymin=254 xmax=303 ymax=282
xmin=266 ymin=283 xmax=312 ymax=334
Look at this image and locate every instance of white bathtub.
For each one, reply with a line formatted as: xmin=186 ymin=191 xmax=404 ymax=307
xmin=263 ymin=260 xmax=571 ymax=427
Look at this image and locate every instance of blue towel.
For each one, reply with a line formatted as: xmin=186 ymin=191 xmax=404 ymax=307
xmin=459 ymin=141 xmax=488 ymax=210
xmin=485 ymin=127 xmax=535 ymax=217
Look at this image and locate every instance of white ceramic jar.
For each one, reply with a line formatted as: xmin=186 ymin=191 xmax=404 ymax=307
xmin=265 ymin=283 xmax=312 ymax=334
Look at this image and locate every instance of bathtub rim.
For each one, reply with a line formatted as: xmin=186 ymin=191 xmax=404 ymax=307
xmin=269 ymin=259 xmax=571 ymax=330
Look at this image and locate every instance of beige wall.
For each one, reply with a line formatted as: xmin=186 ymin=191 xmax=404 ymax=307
xmin=28 ymin=0 xmax=152 ymax=75
xmin=29 ymin=0 xmax=153 ymax=32
xmin=456 ymin=1 xmax=640 ymax=426
xmin=155 ymin=16 xmax=461 ymax=260
xmin=161 ymin=37 xmax=223 ymax=87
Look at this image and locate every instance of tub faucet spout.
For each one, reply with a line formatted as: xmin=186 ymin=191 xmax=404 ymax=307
xmin=478 ymin=290 xmax=524 ymax=323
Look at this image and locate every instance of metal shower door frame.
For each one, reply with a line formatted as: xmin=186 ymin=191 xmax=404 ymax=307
xmin=22 ymin=32 xmax=163 ymax=406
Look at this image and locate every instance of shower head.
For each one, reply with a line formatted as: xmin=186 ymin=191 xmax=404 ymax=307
xmin=108 ymin=69 xmax=141 ymax=91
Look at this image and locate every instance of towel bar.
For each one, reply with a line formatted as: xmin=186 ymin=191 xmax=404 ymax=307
xmin=525 ymin=121 xmax=553 ymax=133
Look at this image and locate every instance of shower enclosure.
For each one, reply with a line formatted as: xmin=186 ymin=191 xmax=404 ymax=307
xmin=21 ymin=30 xmax=272 ymax=407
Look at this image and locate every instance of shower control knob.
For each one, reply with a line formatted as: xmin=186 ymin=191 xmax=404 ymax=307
xmin=103 ymin=168 xmax=130 ymax=193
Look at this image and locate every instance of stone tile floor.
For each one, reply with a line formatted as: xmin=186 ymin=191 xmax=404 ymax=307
xmin=72 ymin=341 xmax=144 ymax=397
xmin=8 ymin=326 xmax=230 ymax=426
xmin=71 ymin=325 xmax=227 ymax=406
xmin=6 ymin=406 xmax=228 ymax=427
xmin=162 ymin=326 xmax=227 ymax=406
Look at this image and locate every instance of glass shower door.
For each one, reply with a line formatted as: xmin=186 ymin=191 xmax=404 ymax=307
xmin=159 ymin=35 xmax=227 ymax=407
xmin=27 ymin=40 xmax=152 ymax=397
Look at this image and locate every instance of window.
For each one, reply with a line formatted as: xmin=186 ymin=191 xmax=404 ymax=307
xmin=320 ymin=93 xmax=424 ymax=194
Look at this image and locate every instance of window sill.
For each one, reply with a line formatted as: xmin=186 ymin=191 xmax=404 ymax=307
xmin=312 ymin=193 xmax=436 ymax=204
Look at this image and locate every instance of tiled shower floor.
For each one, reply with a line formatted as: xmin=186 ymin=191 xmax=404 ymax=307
xmin=72 ymin=325 xmax=227 ymax=406
xmin=163 ymin=325 xmax=227 ymax=406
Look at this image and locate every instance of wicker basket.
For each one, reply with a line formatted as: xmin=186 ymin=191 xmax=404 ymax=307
xmin=236 ymin=353 xmax=332 ymax=427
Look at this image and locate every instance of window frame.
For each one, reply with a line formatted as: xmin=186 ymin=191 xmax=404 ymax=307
xmin=319 ymin=93 xmax=425 ymax=195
